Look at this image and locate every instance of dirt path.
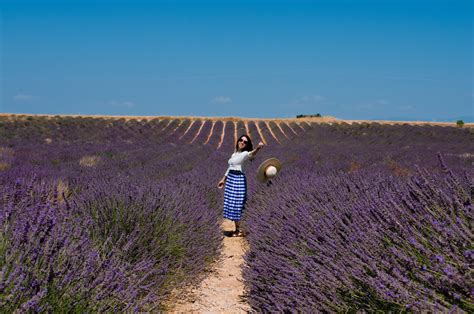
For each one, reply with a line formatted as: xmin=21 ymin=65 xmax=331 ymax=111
xmin=170 ymin=219 xmax=251 ymax=313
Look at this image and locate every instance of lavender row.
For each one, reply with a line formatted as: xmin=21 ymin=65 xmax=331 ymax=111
xmin=242 ymin=155 xmax=473 ymax=311
xmin=0 ymin=137 xmax=225 ymax=311
xmin=1 ymin=116 xmax=472 ymax=311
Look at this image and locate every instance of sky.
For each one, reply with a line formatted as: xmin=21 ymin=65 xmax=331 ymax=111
xmin=1 ymin=0 xmax=473 ymax=121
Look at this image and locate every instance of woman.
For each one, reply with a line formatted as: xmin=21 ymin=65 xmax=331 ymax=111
xmin=217 ymin=134 xmax=264 ymax=236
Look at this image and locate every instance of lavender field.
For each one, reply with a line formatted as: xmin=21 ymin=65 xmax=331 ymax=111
xmin=0 ymin=115 xmax=472 ymax=312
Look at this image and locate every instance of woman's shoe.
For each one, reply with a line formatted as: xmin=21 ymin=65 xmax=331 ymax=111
xmin=233 ymin=229 xmax=244 ymax=237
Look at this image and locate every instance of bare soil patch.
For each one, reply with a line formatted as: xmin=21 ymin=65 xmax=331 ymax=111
xmin=168 ymin=219 xmax=250 ymax=313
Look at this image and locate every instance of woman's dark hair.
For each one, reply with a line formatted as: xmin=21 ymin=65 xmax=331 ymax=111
xmin=235 ymin=134 xmax=253 ymax=152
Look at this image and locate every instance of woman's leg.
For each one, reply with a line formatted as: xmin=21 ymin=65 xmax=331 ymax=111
xmin=233 ymin=221 xmax=244 ymax=236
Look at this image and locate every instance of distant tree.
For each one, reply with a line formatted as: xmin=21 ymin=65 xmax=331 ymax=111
xmin=456 ymin=120 xmax=464 ymax=128
xmin=296 ymin=113 xmax=322 ymax=119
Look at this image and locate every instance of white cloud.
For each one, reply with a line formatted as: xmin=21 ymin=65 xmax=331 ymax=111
xmin=108 ymin=100 xmax=135 ymax=108
xmin=353 ymin=103 xmax=376 ymax=111
xmin=397 ymin=105 xmax=414 ymax=111
xmin=303 ymin=95 xmax=324 ymax=102
xmin=294 ymin=95 xmax=325 ymax=104
xmin=292 ymin=94 xmax=325 ymax=106
xmin=211 ymin=96 xmax=231 ymax=104
xmin=350 ymin=99 xmax=390 ymax=111
xmin=14 ymin=94 xmax=34 ymax=101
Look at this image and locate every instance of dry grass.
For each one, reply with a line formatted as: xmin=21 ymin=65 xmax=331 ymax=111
xmin=0 ymin=162 xmax=10 ymax=171
xmin=51 ymin=179 xmax=70 ymax=204
xmin=348 ymin=161 xmax=362 ymax=173
xmin=265 ymin=121 xmax=280 ymax=144
xmin=204 ymin=121 xmax=216 ymax=145
xmin=79 ymin=155 xmax=101 ymax=167
xmin=0 ymin=146 xmax=14 ymax=157
xmin=387 ymin=159 xmax=411 ymax=177
xmin=0 ymin=147 xmax=14 ymax=171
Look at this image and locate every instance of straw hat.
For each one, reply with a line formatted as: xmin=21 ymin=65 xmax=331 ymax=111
xmin=256 ymin=158 xmax=282 ymax=183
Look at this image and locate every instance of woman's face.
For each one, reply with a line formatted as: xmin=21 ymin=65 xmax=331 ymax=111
xmin=238 ymin=136 xmax=248 ymax=151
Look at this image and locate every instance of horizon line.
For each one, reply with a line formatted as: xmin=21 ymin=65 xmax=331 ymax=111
xmin=1 ymin=113 xmax=472 ymax=127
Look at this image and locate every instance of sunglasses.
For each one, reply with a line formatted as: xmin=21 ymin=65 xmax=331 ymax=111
xmin=238 ymin=139 xmax=248 ymax=144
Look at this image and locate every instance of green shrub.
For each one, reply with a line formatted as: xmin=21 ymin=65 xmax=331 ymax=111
xmin=456 ymin=120 xmax=464 ymax=127
xmin=296 ymin=113 xmax=322 ymax=119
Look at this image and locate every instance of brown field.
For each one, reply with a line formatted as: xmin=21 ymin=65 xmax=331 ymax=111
xmin=1 ymin=113 xmax=472 ymax=127
xmin=2 ymin=112 xmax=472 ymax=149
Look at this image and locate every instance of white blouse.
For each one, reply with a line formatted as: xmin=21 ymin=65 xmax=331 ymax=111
xmin=224 ymin=151 xmax=254 ymax=176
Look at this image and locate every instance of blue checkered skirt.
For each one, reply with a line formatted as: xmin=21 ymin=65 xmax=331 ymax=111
xmin=223 ymin=170 xmax=247 ymax=221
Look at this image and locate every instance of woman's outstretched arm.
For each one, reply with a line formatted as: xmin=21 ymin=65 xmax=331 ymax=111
xmin=249 ymin=142 xmax=264 ymax=159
